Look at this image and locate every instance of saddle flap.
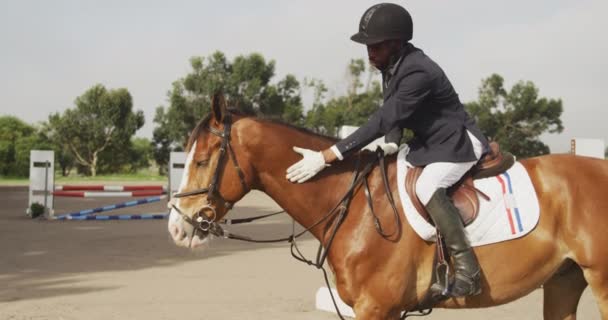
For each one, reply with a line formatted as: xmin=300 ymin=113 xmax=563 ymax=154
xmin=405 ymin=168 xmax=480 ymax=227
xmin=405 ymin=167 xmax=430 ymax=222
xmin=447 ymin=177 xmax=479 ymax=225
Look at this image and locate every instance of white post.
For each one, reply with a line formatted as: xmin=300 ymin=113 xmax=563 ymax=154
xmin=28 ymin=150 xmax=55 ymax=218
xmin=169 ymin=152 xmax=186 ymax=200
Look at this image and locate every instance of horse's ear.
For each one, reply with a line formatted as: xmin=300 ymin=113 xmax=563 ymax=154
xmin=211 ymin=92 xmax=227 ymax=123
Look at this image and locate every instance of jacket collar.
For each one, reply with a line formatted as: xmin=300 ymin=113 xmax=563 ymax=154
xmin=382 ymin=43 xmax=415 ymax=98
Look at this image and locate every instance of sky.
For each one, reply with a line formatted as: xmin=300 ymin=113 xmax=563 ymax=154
xmin=1 ymin=0 xmax=606 ymax=153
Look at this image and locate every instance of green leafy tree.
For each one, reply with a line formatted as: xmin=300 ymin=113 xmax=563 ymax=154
xmin=97 ymin=137 xmax=154 ymax=174
xmin=260 ymin=74 xmax=304 ymax=124
xmin=153 ymin=51 xmax=303 ymax=173
xmin=54 ymin=144 xmax=75 ymax=176
xmin=347 ymin=58 xmax=366 ymax=108
xmin=465 ymin=74 xmax=564 ymax=158
xmin=128 ymin=137 xmax=155 ymax=172
xmin=47 ymin=84 xmax=144 ymax=176
xmin=0 ymin=116 xmax=51 ymax=177
xmin=0 ymin=116 xmax=34 ymax=176
xmin=39 ymin=121 xmax=75 ymax=176
xmin=305 ymin=59 xmax=383 ymax=136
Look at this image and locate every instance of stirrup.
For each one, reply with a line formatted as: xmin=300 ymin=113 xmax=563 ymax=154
xmin=429 ymin=260 xmax=450 ymax=297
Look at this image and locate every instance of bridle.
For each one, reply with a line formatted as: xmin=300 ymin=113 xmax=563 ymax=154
xmin=172 ymin=112 xmax=249 ymax=234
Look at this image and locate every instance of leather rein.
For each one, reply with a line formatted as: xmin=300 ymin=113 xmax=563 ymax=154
xmin=170 ymin=113 xmax=430 ymax=319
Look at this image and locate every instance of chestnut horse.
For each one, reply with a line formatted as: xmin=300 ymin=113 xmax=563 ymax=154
xmin=168 ymin=95 xmax=608 ymax=320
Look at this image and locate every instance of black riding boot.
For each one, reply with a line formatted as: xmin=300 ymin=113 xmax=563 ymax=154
xmin=426 ymin=188 xmax=481 ymax=297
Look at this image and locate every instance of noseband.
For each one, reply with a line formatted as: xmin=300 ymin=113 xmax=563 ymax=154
xmin=172 ymin=113 xmax=249 ymax=234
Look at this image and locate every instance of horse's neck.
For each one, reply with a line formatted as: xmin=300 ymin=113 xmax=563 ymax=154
xmin=236 ymin=119 xmax=437 ymax=301
xmin=243 ymin=119 xmax=355 ymax=240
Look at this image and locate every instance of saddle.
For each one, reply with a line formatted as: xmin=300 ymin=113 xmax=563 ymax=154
xmin=405 ymin=141 xmax=515 ymax=226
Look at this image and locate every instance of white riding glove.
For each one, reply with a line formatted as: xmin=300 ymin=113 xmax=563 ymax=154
xmin=286 ymin=147 xmax=329 ymax=183
xmin=364 ymin=142 xmax=399 ymax=155
xmin=379 ymin=142 xmax=399 ymax=155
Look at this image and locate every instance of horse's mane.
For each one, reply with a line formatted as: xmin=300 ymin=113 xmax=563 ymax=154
xmin=186 ymin=109 xmax=337 ymax=151
xmin=260 ymin=117 xmax=338 ymax=142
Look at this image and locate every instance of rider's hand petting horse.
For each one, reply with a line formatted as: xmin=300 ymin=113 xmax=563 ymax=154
xmin=287 ymin=3 xmax=487 ymax=299
xmin=168 ymin=3 xmax=608 ymax=319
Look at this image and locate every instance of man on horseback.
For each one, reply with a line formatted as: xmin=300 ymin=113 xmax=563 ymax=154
xmin=286 ymin=3 xmax=489 ymax=298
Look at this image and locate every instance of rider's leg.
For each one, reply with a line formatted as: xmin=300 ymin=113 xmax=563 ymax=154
xmin=415 ymin=132 xmax=484 ymax=297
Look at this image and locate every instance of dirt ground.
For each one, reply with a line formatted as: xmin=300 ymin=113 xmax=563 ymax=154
xmin=0 ymin=186 xmax=601 ymax=319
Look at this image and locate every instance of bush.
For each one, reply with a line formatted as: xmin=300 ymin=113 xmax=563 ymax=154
xmin=30 ymin=202 xmax=45 ymax=218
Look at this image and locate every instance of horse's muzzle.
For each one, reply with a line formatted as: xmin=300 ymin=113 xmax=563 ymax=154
xmin=168 ymin=208 xmax=207 ymax=248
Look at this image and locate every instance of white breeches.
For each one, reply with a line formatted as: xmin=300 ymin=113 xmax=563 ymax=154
xmin=416 ymin=131 xmax=484 ymax=205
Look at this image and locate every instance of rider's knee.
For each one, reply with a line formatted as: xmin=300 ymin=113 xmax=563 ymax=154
xmin=416 ymin=177 xmax=440 ymax=206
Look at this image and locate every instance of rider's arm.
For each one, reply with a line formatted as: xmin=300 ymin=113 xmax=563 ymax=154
xmin=385 ymin=127 xmax=403 ymax=145
xmin=322 ymin=68 xmax=432 ymax=163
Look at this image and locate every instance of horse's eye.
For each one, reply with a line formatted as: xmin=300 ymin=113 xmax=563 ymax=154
xmin=196 ymin=160 xmax=209 ymax=167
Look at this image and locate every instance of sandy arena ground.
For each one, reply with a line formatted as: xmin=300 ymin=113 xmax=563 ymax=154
xmin=0 ymin=186 xmax=601 ymax=319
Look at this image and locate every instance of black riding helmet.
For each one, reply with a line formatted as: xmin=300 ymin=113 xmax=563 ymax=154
xmin=351 ymin=3 xmax=413 ymax=45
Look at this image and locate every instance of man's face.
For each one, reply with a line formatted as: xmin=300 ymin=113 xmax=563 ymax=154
xmin=367 ymin=40 xmax=400 ymax=71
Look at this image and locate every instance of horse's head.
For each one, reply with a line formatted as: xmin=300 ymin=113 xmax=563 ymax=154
xmin=168 ymin=93 xmax=252 ymax=248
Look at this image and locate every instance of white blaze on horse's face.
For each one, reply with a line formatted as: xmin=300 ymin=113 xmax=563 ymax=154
xmin=168 ymin=141 xmax=209 ymax=248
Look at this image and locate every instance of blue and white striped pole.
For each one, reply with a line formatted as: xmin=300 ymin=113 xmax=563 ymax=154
xmin=65 ymin=213 xmax=168 ymax=220
xmin=54 ymin=196 xmax=166 ymax=220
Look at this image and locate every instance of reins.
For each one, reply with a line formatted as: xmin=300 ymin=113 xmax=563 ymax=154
xmin=216 ymin=149 xmax=431 ymax=319
xmin=171 ymin=113 xmax=432 ymax=319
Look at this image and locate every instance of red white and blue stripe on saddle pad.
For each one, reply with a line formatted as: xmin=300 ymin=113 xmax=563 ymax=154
xmin=396 ymin=149 xmax=540 ymax=247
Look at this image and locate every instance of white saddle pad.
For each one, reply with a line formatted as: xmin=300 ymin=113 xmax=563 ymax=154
xmin=396 ymin=148 xmax=540 ymax=247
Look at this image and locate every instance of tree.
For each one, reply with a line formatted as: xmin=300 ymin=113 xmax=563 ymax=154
xmin=465 ymin=74 xmax=564 ymax=158
xmin=347 ymin=59 xmax=366 ymax=101
xmin=260 ymin=74 xmax=305 ymax=124
xmin=305 ymin=59 xmax=383 ymax=136
xmin=128 ymin=137 xmax=155 ymax=172
xmin=0 ymin=116 xmax=50 ymax=177
xmin=153 ymin=51 xmax=304 ymax=173
xmin=106 ymin=137 xmax=153 ymax=173
xmin=0 ymin=116 xmax=36 ymax=176
xmin=53 ymin=142 xmax=75 ymax=176
xmin=38 ymin=121 xmax=75 ymax=176
xmin=47 ymin=84 xmax=144 ymax=176
xmin=0 ymin=116 xmax=33 ymax=176
xmin=97 ymin=137 xmax=154 ymax=174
